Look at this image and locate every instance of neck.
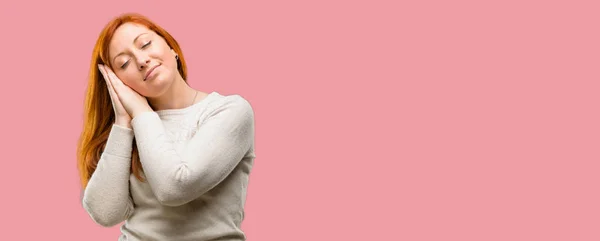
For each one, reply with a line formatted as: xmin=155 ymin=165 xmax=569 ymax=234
xmin=147 ymin=75 xmax=198 ymax=111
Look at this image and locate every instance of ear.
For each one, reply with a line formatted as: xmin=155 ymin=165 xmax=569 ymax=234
xmin=171 ymin=49 xmax=178 ymax=59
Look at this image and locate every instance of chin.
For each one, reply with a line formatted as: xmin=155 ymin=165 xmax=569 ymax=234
xmin=144 ymin=76 xmax=174 ymax=97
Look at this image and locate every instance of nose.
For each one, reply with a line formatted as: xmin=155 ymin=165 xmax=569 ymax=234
xmin=137 ymin=55 xmax=151 ymax=70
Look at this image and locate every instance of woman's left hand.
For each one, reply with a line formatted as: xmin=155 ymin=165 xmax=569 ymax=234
xmin=99 ymin=64 xmax=153 ymax=119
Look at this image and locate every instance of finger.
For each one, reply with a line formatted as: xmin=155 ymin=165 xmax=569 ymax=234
xmin=98 ymin=65 xmax=114 ymax=96
xmin=100 ymin=65 xmax=119 ymax=95
xmin=102 ymin=65 xmax=116 ymax=87
xmin=101 ymin=65 xmax=113 ymax=84
xmin=99 ymin=65 xmax=117 ymax=97
xmin=103 ymin=65 xmax=121 ymax=98
xmin=102 ymin=65 xmax=139 ymax=98
xmin=104 ymin=73 xmax=118 ymax=107
xmin=98 ymin=64 xmax=107 ymax=81
xmin=103 ymin=66 xmax=120 ymax=86
xmin=105 ymin=71 xmax=117 ymax=97
xmin=104 ymin=67 xmax=134 ymax=92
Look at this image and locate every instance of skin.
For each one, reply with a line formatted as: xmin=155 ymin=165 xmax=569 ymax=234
xmin=98 ymin=22 xmax=208 ymax=128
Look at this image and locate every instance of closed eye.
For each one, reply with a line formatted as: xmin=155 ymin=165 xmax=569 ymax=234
xmin=142 ymin=41 xmax=152 ymax=48
xmin=120 ymin=61 xmax=130 ymax=69
xmin=119 ymin=41 xmax=152 ymax=69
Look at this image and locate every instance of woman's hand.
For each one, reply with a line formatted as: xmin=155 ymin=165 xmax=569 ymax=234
xmin=98 ymin=64 xmax=153 ymax=122
xmin=99 ymin=65 xmax=131 ymax=128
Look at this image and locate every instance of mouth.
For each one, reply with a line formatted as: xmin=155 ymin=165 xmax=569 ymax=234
xmin=144 ymin=64 xmax=161 ymax=81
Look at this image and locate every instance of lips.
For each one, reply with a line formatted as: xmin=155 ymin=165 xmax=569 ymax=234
xmin=144 ymin=64 xmax=161 ymax=81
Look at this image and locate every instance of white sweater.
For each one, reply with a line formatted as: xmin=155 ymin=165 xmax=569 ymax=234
xmin=82 ymin=92 xmax=256 ymax=241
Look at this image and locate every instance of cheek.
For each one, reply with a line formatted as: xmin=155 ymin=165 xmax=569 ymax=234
xmin=154 ymin=47 xmax=175 ymax=65
xmin=117 ymin=71 xmax=143 ymax=88
xmin=165 ymin=55 xmax=179 ymax=72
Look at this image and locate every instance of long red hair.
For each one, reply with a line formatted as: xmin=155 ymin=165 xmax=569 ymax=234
xmin=77 ymin=12 xmax=188 ymax=189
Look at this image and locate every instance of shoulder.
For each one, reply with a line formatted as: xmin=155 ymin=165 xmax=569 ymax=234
xmin=206 ymin=92 xmax=254 ymax=120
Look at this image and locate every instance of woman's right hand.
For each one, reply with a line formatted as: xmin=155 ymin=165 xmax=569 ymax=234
xmin=98 ymin=64 xmax=132 ymax=129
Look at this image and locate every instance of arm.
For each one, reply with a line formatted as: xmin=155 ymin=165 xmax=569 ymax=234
xmin=82 ymin=124 xmax=135 ymax=227
xmin=131 ymin=96 xmax=255 ymax=206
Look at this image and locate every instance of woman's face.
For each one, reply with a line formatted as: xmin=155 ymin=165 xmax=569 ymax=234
xmin=107 ymin=22 xmax=179 ymax=97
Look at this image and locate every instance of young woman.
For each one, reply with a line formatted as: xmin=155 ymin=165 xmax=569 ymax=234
xmin=77 ymin=12 xmax=256 ymax=241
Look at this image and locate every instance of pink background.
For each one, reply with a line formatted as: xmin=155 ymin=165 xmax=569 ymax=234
xmin=0 ymin=0 xmax=599 ymax=240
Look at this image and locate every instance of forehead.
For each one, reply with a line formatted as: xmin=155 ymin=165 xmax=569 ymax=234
xmin=112 ymin=22 xmax=152 ymax=42
xmin=109 ymin=23 xmax=152 ymax=54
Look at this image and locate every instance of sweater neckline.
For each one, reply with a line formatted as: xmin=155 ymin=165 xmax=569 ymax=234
xmin=153 ymin=91 xmax=219 ymax=117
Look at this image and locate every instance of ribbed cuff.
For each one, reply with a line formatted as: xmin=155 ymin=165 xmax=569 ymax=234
xmin=131 ymin=111 xmax=163 ymax=147
xmin=104 ymin=124 xmax=135 ymax=158
xmin=131 ymin=111 xmax=160 ymax=126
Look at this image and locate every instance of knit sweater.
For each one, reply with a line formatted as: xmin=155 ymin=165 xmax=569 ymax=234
xmin=81 ymin=92 xmax=255 ymax=241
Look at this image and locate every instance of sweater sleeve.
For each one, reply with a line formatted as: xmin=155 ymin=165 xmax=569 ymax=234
xmin=82 ymin=124 xmax=135 ymax=227
xmin=130 ymin=95 xmax=255 ymax=207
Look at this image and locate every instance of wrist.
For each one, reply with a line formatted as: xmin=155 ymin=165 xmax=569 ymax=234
xmin=115 ymin=118 xmax=132 ymax=129
xmin=132 ymin=108 xmax=153 ymax=119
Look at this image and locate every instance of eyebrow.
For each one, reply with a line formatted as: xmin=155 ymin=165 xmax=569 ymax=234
xmin=112 ymin=32 xmax=149 ymax=64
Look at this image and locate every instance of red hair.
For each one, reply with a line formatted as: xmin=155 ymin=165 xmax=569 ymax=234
xmin=77 ymin=13 xmax=188 ymax=189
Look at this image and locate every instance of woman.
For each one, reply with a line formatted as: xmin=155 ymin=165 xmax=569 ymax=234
xmin=77 ymin=12 xmax=256 ymax=241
